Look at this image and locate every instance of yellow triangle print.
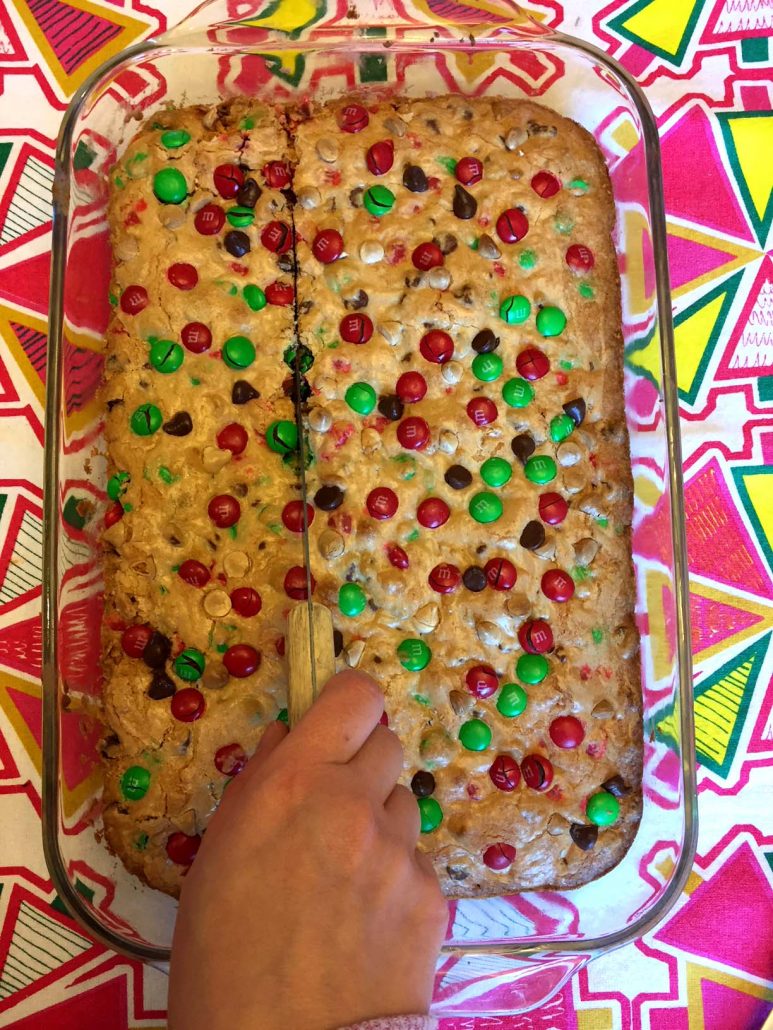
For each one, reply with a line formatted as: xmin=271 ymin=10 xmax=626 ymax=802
xmin=690 ymin=579 xmax=772 ymax=666
xmin=620 ymin=0 xmax=700 ymax=59
xmin=667 ymin=220 xmax=760 ymax=298
xmin=452 ymin=51 xmax=496 ymax=84
xmin=726 ymin=115 xmax=773 ymax=224
xmin=673 ymin=292 xmax=725 ymax=396
xmin=740 ymin=470 xmax=773 ymax=554
xmin=645 ymin=568 xmax=675 ymax=683
xmin=241 ymin=0 xmax=319 ymax=33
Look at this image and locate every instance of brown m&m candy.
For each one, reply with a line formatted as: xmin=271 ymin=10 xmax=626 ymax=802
xmin=538 ymin=492 xmax=568 ymax=525
xmin=224 ymin=230 xmax=250 ymax=257
xmin=428 ymin=563 xmax=461 ymax=594
xmin=411 ymin=770 xmax=436 ymax=797
xmin=463 ymin=565 xmax=487 ymax=592
xmin=471 ymin=328 xmax=499 ymax=354
xmin=518 ymin=619 xmax=553 ymax=654
xmin=516 ymin=347 xmax=550 ymax=381
xmin=213 ymin=163 xmax=244 ymax=199
xmin=340 ymin=313 xmax=373 ymax=344
xmin=261 ymin=220 xmax=292 ymax=254
xmin=541 ymin=568 xmax=575 ymax=602
xmin=403 ymin=164 xmax=428 ymax=192
xmin=236 ymin=177 xmax=261 ymax=208
xmin=496 ymin=208 xmax=529 ymax=244
xmin=142 ymin=631 xmax=171 ymax=669
xmin=314 ymin=484 xmax=344 ymax=510
xmin=120 ymin=285 xmax=148 ymax=315
xmin=521 ymin=754 xmax=553 ymax=791
xmin=445 ymin=464 xmax=472 ymax=490
xmin=366 ymin=140 xmax=394 ymax=175
xmin=312 ymin=228 xmax=344 ymax=263
xmin=489 ymin=755 xmax=521 ymax=792
xmin=465 ymin=664 xmax=498 ymax=699
xmin=520 ymin=520 xmax=545 ymax=550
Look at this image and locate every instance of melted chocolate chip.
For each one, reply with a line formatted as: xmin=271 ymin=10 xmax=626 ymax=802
xmin=224 ymin=230 xmax=250 ymax=258
xmin=349 ymin=187 xmax=364 ymax=208
xmin=411 ymin=770 xmax=436 ymax=797
xmin=471 ymin=328 xmax=499 ymax=354
xmin=283 ymin=374 xmax=311 ymax=404
xmin=162 ymin=411 xmax=192 ymax=436
xmin=281 ymin=187 xmax=297 ymax=205
xmin=444 ymin=464 xmax=472 ymax=490
xmin=333 ymin=629 xmax=344 ymax=656
xmin=106 ymin=398 xmax=123 ymax=411
xmin=446 ymin=864 xmax=470 ymax=881
xmin=314 ymin=484 xmax=344 ymax=511
xmin=142 ymin=631 xmax=171 ymax=669
xmin=519 ymin=520 xmax=546 ymax=551
xmin=343 ymin=289 xmax=369 ymax=311
xmin=236 ymin=177 xmax=260 ymax=208
xmin=378 ymin=394 xmax=404 ymax=421
xmin=147 ymin=671 xmax=176 ymax=700
xmin=426 ymin=118 xmax=440 ymax=134
xmin=403 ymin=164 xmax=428 ymax=193
xmin=232 ymin=483 xmax=248 ymax=498
xmin=433 ymin=232 xmax=458 ymax=255
xmin=570 ymin=823 xmax=599 ymax=851
xmin=601 ymin=775 xmax=629 ymax=798
xmin=563 ymin=397 xmax=586 ymax=426
xmin=232 ymin=380 xmax=260 ymax=404
xmin=453 ymin=184 xmax=477 ymax=219
xmin=511 ymin=433 xmax=536 ymax=464
xmin=277 ymin=252 xmax=296 ymax=274
xmin=462 ymin=565 xmax=488 ymax=592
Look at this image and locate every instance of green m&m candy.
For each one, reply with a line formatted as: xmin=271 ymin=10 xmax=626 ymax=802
xmin=345 ymin=382 xmax=377 ymax=415
xmin=130 ymin=403 xmax=162 ymax=436
xmin=153 ymin=167 xmax=187 ymax=204
xmin=398 ymin=638 xmax=431 ymax=671
xmin=550 ymin=413 xmax=575 ymax=442
xmin=222 ymin=335 xmax=256 ymax=370
xmin=363 ymin=185 xmax=395 ymax=216
xmin=107 ymin=471 xmax=130 ymax=501
xmin=418 ymin=796 xmax=443 ymax=833
xmin=536 ymin=305 xmax=566 ymax=337
xmin=277 ymin=707 xmax=289 ymax=724
xmin=266 ymin=420 xmax=299 ymax=454
xmin=339 ymin=582 xmax=367 ymax=617
xmin=497 ymin=682 xmax=528 ymax=717
xmin=499 ymin=294 xmax=531 ymax=325
xmin=121 ymin=765 xmax=150 ymax=801
xmin=174 ymin=647 xmax=205 ymax=681
xmin=161 ymin=129 xmax=191 ymax=149
xmin=459 ymin=718 xmax=492 ymax=752
xmin=149 ymin=339 xmax=184 ymax=374
xmin=469 ymin=491 xmax=503 ymax=524
xmin=480 ymin=457 xmax=511 ymax=488
xmin=524 ymin=455 xmax=557 ymax=485
xmin=227 ymin=206 xmax=255 ymax=228
xmin=516 ymin=653 xmax=549 ymax=685
xmin=243 ymin=285 xmax=266 ymax=311
xmin=586 ymin=791 xmax=620 ymax=826
xmin=502 ymin=377 xmax=534 ymax=408
xmin=472 ymin=352 xmax=503 ymax=382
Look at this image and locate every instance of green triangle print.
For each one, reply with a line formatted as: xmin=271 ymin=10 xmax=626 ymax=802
xmin=674 ymin=270 xmax=743 ymax=405
xmin=717 ymin=112 xmax=773 ymax=249
xmin=607 ymin=0 xmax=704 ymax=66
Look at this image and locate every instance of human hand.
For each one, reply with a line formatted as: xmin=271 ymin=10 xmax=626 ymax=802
xmin=168 ymin=671 xmax=447 ymax=1030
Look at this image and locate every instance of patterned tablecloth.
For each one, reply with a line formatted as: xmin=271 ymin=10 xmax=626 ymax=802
xmin=0 ymin=0 xmax=772 ymax=1026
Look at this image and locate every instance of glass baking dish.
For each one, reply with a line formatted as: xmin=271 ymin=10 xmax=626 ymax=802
xmin=43 ymin=1 xmax=697 ymax=1015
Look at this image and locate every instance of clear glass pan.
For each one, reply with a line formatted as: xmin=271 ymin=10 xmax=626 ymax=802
xmin=43 ymin=3 xmax=697 ymax=1015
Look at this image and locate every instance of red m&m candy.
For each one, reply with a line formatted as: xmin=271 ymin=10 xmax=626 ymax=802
xmin=465 ymin=664 xmax=498 ymax=699
xmin=566 ymin=243 xmax=595 ymax=273
xmin=366 ymin=140 xmax=394 ymax=175
xmin=262 ymin=161 xmax=290 ymax=188
xmin=216 ymin=423 xmax=248 ymax=455
xmin=223 ymin=643 xmax=261 ymax=678
xmin=260 ymin=221 xmax=293 ymax=254
xmin=121 ymin=624 xmax=152 ymax=658
xmin=168 ymin=263 xmax=198 ymax=290
xmin=541 ymin=568 xmax=575 ymax=602
xmin=397 ymin=417 xmax=430 ymax=450
xmin=338 ymin=103 xmax=369 ymax=133
xmin=367 ymin=487 xmax=399 ymax=520
xmin=120 ymin=285 xmax=148 ymax=315
xmin=214 ymin=742 xmax=247 ymax=777
xmin=166 ymin=832 xmax=202 ymax=866
xmin=456 ymin=156 xmax=484 ymax=186
xmin=549 ymin=715 xmax=585 ymax=749
xmin=104 ymin=502 xmax=123 ymax=528
xmin=518 ymin=619 xmax=554 ymax=654
xmin=284 ymin=565 xmax=315 ymax=600
xmin=281 ymin=500 xmax=314 ymax=533
xmin=213 ymin=164 xmax=244 ymax=199
xmin=516 ymin=347 xmax=550 ymax=381
xmin=194 ymin=203 xmax=225 ymax=235
xmin=178 ymin=560 xmax=211 ymax=588
xmin=171 ymin=687 xmax=206 ymax=723
xmin=266 ymin=281 xmax=294 ymax=306
xmin=386 ymin=543 xmax=409 ymax=569
xmin=428 ymin=563 xmax=461 ymax=594
xmin=483 ymin=842 xmax=516 ymax=870
xmin=531 ymin=170 xmax=561 ymax=198
xmin=538 ymin=492 xmax=568 ymax=525
xmin=230 ymin=587 xmax=262 ymax=617
xmin=466 ymin=397 xmax=498 ymax=426
xmin=412 ymin=242 xmax=444 ymax=271
xmin=396 ymin=371 xmax=427 ymax=403
xmin=181 ymin=322 xmax=212 ymax=353
xmin=485 ymin=558 xmax=517 ymax=591
xmin=521 ymin=754 xmax=554 ymax=791
xmin=417 ymin=497 xmax=450 ymax=529
xmin=419 ymin=330 xmax=454 ymax=364
xmin=340 ymin=313 xmax=373 ymax=344
xmin=312 ymin=229 xmax=344 ymax=263
xmin=208 ymin=495 xmax=241 ymax=528
xmin=489 ymin=754 xmax=521 ymax=792
xmin=496 ymin=208 xmax=529 ymax=244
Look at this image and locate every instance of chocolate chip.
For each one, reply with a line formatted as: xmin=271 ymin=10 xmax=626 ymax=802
xmin=142 ymin=631 xmax=171 ymax=669
xmin=453 ymin=184 xmax=477 ymax=219
xmin=570 ymin=823 xmax=598 ymax=851
xmin=224 ymin=230 xmax=250 ymax=257
xmin=232 ymin=380 xmax=260 ymax=404
xmin=283 ymin=374 xmax=311 ymax=404
xmin=563 ymin=397 xmax=586 ymax=426
xmin=411 ymin=770 xmax=436 ymax=797
xmin=349 ymin=187 xmax=364 ymax=208
xmin=433 ymin=232 xmax=458 ymax=255
xmin=471 ymin=328 xmax=499 ymax=354
xmin=463 ymin=565 xmax=487 ymax=592
xmin=378 ymin=394 xmax=404 ymax=421
xmin=446 ymin=864 xmax=469 ymax=881
xmin=147 ymin=671 xmax=176 ymax=700
xmin=162 ymin=411 xmax=192 ymax=436
xmin=277 ymin=252 xmax=296 ymax=274
xmin=601 ymin=775 xmax=629 ymax=798
xmin=106 ymin=398 xmax=123 ymax=411
xmin=445 ymin=464 xmax=472 ymax=490
xmin=314 ymin=485 xmax=344 ymax=510
xmin=236 ymin=177 xmax=260 ymax=207
xmin=403 ymin=164 xmax=428 ymax=192
xmin=519 ymin=520 xmax=546 ymax=550
xmin=426 ymin=118 xmax=440 ymax=134
xmin=343 ymin=289 xmax=368 ymax=311
xmin=511 ymin=433 xmax=536 ymax=464
xmin=333 ymin=629 xmax=344 ymax=656
xmin=232 ymin=483 xmax=248 ymax=498
xmin=281 ymin=187 xmax=297 ymax=205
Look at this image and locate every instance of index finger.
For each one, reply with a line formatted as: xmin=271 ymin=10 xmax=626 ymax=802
xmin=283 ymin=670 xmax=384 ymax=764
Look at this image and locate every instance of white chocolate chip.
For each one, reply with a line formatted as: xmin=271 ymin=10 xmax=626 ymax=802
xmin=414 ymin=602 xmax=440 ymax=633
xmin=203 ymin=589 xmax=232 ymax=618
xmin=360 ymin=241 xmax=384 ymax=265
xmin=297 ymin=186 xmax=321 ymax=210
xmin=504 ymin=592 xmax=530 ymax=620
xmin=202 ymin=661 xmax=230 ymax=690
xmin=579 ymin=498 xmax=607 ymax=520
xmin=449 ymin=689 xmax=473 ymax=716
xmin=573 ymin=537 xmax=599 ymax=567
xmin=476 ymin=621 xmax=502 ymax=647
xmin=223 ymin=550 xmax=251 ymax=578
xmin=158 ymin=206 xmax=186 ymax=230
xmin=318 ymin=529 xmax=345 ymax=560
xmin=419 ymin=728 xmax=454 ymax=767
xmin=377 ymin=321 xmax=402 ymax=346
xmin=316 ymin=137 xmax=338 ymax=163
xmin=114 ymin=236 xmax=139 ymax=261
xmin=563 ymin=469 xmax=585 ymax=494
xmin=308 ymin=407 xmax=332 ymax=433
xmin=557 ymin=441 xmax=583 ymax=467
xmin=477 ymin=234 xmax=501 ymax=260
xmin=361 ymin=428 xmax=380 ymax=454
xmin=533 ymin=538 xmax=556 ymax=561
xmin=614 ymin=623 xmax=638 ymax=660
xmin=130 ymin=556 xmax=155 ymax=579
xmin=344 ymin=639 xmax=365 ymax=667
xmin=384 ymin=116 xmax=407 ymax=137
xmin=202 ymin=446 xmax=230 ymax=473
xmin=428 ymin=267 xmax=451 ymax=290
xmin=592 ymin=699 xmax=614 ymax=719
xmin=441 ymin=361 xmax=463 ymax=385
xmin=314 ymin=375 xmax=337 ymax=399
xmin=439 ymin=429 xmax=458 ymax=454
xmin=505 ymin=127 xmax=527 ymax=151
xmin=547 ymin=813 xmax=570 ymax=836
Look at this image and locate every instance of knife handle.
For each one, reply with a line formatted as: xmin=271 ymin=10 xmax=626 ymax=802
xmin=287 ymin=602 xmax=336 ymax=727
